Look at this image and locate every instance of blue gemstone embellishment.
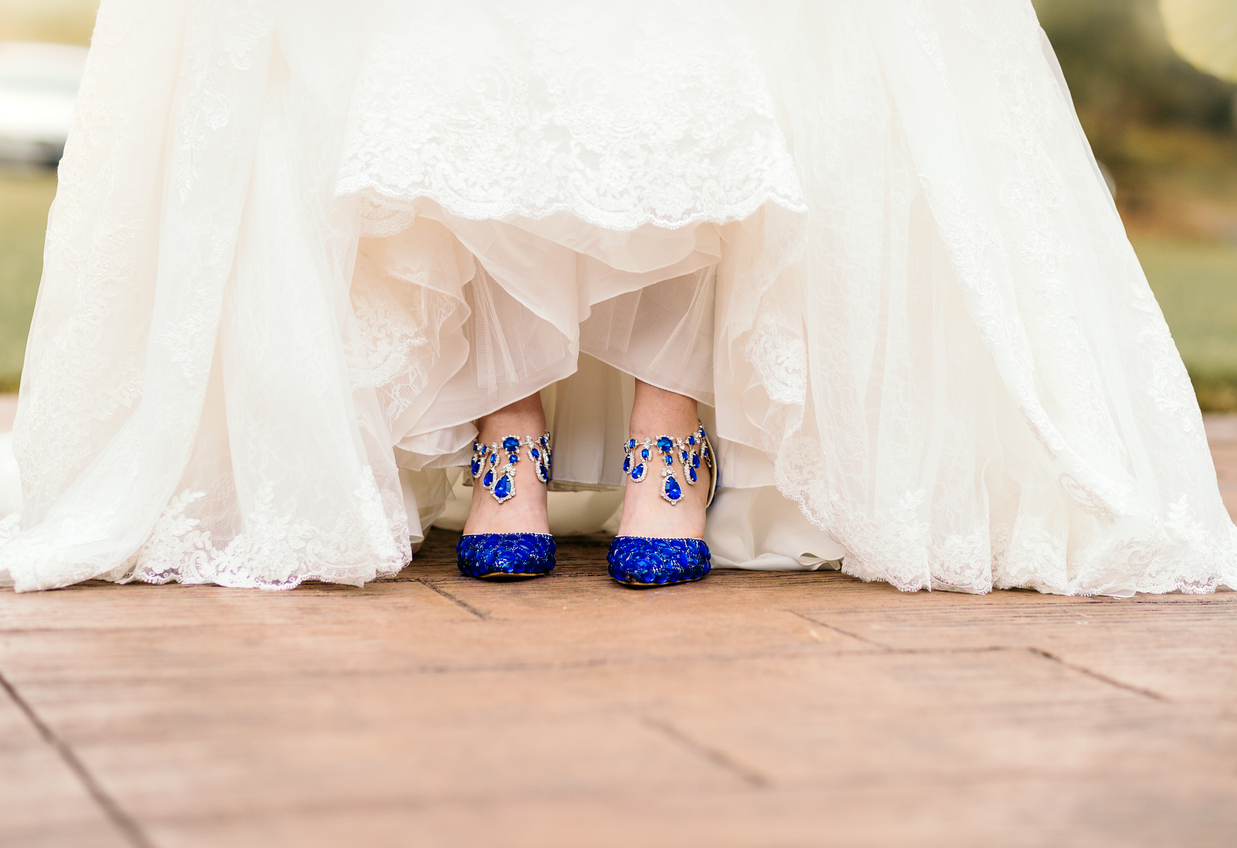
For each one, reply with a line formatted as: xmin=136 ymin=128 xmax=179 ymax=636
xmin=493 ymin=473 xmax=512 ymax=501
xmin=458 ymin=533 xmax=556 ymax=579
xmin=470 ymin=432 xmax=552 ymax=504
xmin=663 ymin=475 xmax=682 ymax=503
xmin=620 ymin=424 xmax=711 ymax=508
xmin=607 ymin=536 xmax=711 ymax=587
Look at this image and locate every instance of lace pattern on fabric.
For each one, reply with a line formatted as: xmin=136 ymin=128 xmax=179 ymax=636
xmin=337 ymin=1 xmax=807 ymax=233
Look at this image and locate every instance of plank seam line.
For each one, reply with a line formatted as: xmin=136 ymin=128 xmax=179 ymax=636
xmin=0 ymin=670 xmax=158 ymax=848
xmin=642 ymin=715 xmax=769 ymax=788
xmin=415 ymin=578 xmax=489 ymax=619
xmin=788 ymin=610 xmax=892 ymax=650
xmin=1027 ymin=648 xmax=1169 ymax=702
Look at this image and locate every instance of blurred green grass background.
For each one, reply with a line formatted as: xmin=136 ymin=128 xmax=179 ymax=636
xmin=0 ymin=173 xmax=55 ymax=392
xmin=2 ymin=0 xmax=1237 ymax=408
xmin=1136 ymin=238 xmax=1237 ymax=409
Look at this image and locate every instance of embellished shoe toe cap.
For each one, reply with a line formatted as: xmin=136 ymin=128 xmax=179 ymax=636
xmin=607 ymin=536 xmax=711 ymax=587
xmin=457 ymin=533 xmax=556 ymax=579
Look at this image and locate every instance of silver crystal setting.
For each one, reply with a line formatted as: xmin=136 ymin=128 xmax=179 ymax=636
xmin=621 ymin=423 xmax=711 ymax=505
xmin=470 ymin=432 xmax=552 ymax=504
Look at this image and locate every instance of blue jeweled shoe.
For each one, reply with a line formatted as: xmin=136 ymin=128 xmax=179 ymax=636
xmin=608 ymin=423 xmax=717 ymax=588
xmin=607 ymin=536 xmax=710 ymax=587
xmin=457 ymin=432 xmax=556 ymax=580
xmin=457 ymin=532 xmax=556 ymax=580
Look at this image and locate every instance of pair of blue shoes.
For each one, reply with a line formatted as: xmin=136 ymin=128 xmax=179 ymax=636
xmin=456 ymin=425 xmax=717 ymax=587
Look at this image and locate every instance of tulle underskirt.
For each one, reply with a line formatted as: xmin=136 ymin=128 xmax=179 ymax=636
xmin=346 ymin=194 xmax=848 ymax=570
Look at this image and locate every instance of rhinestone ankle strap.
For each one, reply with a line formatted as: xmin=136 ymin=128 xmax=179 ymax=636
xmin=622 ymin=423 xmax=713 ymax=505
xmin=470 ymin=433 xmax=552 ymax=504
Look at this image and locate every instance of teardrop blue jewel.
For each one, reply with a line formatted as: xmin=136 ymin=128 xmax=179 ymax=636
xmin=663 ymin=474 xmax=683 ymax=503
xmin=687 ymin=466 xmax=698 ymax=484
xmin=493 ymin=472 xmax=513 ymax=502
xmin=482 ymin=469 xmax=495 ymax=489
xmin=470 ymin=458 xmax=482 ymax=477
xmin=623 ymin=455 xmax=632 ymax=474
xmin=632 ymin=463 xmax=646 ymax=482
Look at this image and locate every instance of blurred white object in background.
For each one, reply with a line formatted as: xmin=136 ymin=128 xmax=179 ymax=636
xmin=0 ymin=40 xmax=87 ymax=167
xmin=1160 ymin=0 xmax=1237 ymax=84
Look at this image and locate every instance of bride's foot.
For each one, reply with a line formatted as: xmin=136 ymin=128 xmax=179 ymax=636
xmin=610 ymin=382 xmax=713 ymax=588
xmin=458 ymin=395 xmax=555 ymax=580
xmin=616 ymin=383 xmax=710 ymax=540
xmin=463 ymin=396 xmax=551 ymax=537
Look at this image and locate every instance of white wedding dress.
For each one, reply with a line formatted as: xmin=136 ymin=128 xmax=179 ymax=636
xmin=1 ymin=0 xmax=1234 ymax=596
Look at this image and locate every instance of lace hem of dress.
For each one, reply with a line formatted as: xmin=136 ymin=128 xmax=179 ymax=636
xmin=111 ymin=477 xmax=412 ymax=590
xmin=773 ymin=438 xmax=1237 ymax=597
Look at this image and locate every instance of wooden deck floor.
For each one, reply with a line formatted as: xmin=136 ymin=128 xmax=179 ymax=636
xmin=1 ymin=400 xmax=1235 ymax=847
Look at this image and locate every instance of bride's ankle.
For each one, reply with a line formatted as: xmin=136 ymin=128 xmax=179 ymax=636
xmin=616 ymin=430 xmax=711 ymax=540
xmin=463 ymin=396 xmax=552 ymax=536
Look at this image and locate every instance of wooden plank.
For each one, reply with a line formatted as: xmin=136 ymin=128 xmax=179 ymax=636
xmin=143 ymin=780 xmax=1237 ymax=848
xmin=0 ymin=678 xmax=132 ymax=848
xmin=16 ymin=674 xmax=750 ymax=821
xmin=789 ymin=591 xmax=1237 ymax=702
xmin=0 ymin=575 xmax=477 ymax=633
